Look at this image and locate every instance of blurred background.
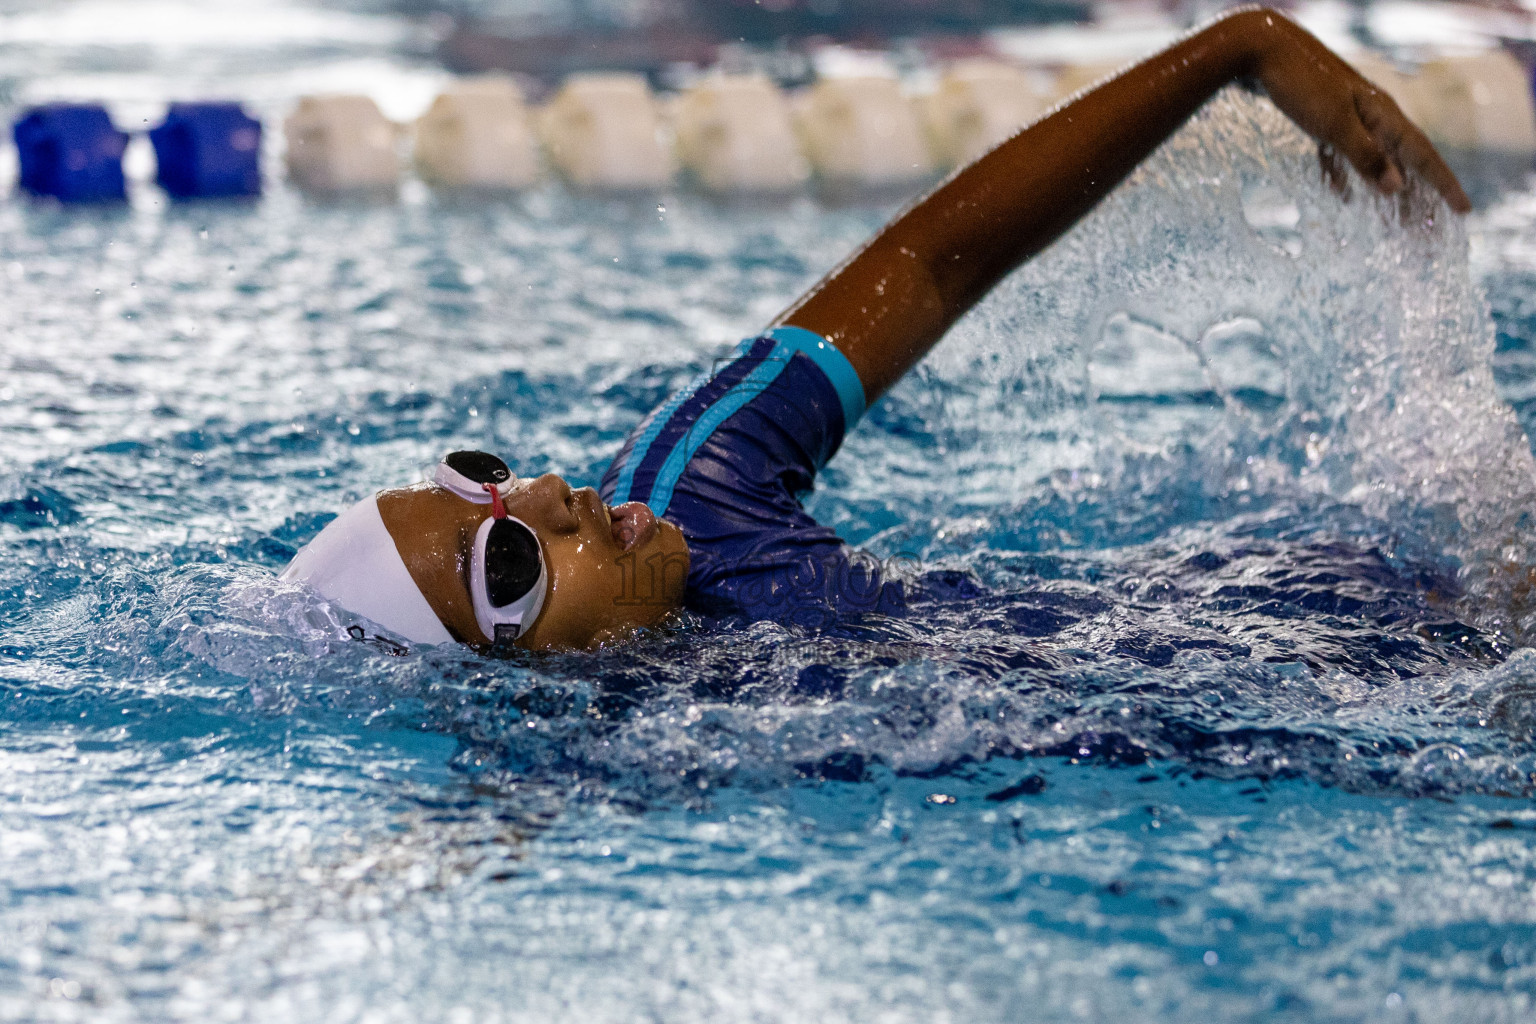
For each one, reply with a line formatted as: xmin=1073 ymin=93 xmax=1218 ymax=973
xmin=1 ymin=0 xmax=1534 ymax=204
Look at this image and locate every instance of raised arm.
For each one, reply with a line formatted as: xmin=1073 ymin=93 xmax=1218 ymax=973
xmin=777 ymin=6 xmax=1471 ymax=402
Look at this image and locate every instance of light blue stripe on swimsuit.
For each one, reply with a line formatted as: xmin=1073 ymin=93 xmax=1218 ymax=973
xmin=616 ymin=326 xmax=868 ymax=514
xmin=647 ymin=341 xmax=794 ymax=515
xmin=609 ymin=340 xmax=753 ymax=505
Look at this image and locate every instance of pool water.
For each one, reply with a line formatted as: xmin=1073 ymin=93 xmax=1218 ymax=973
xmin=5 ymin=7 xmax=1536 ymax=1021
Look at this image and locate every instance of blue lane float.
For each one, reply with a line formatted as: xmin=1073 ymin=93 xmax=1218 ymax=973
xmin=13 ymin=104 xmax=129 ymax=202
xmin=149 ymin=102 xmax=263 ymax=198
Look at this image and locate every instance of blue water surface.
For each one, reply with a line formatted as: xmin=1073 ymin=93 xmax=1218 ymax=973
xmin=4 ymin=4 xmax=1536 ymax=1021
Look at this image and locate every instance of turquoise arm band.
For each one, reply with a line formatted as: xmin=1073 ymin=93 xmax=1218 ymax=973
xmin=764 ymin=325 xmax=868 ymax=431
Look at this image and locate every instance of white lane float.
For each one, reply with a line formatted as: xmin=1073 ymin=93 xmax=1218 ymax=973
xmin=1414 ymin=50 xmax=1536 ymax=156
xmin=671 ymin=73 xmax=808 ymax=194
xmin=792 ymin=76 xmax=935 ymax=188
xmin=284 ymin=94 xmax=399 ymax=195
xmin=537 ymin=73 xmax=675 ymax=191
xmin=1353 ymin=49 xmax=1536 ymax=157
xmin=414 ymin=76 xmax=540 ymax=190
xmin=919 ymin=59 xmax=1051 ymax=169
xmin=1048 ymin=59 xmax=1133 ymax=104
xmin=1351 ymin=51 xmax=1415 ymax=96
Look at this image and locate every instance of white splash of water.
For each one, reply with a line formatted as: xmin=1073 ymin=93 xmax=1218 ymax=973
xmin=926 ymin=88 xmax=1536 ymax=642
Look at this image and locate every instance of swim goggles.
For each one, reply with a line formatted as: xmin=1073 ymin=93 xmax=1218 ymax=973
xmin=432 ymin=450 xmax=547 ymax=643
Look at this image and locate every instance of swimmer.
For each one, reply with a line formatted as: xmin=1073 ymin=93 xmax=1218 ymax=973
xmin=282 ymin=7 xmax=1472 ymax=650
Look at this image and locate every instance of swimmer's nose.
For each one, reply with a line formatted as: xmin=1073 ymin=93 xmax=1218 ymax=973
xmin=513 ymin=474 xmax=580 ymax=533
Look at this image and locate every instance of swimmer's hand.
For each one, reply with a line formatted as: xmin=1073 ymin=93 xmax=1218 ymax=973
xmin=1243 ymin=8 xmax=1472 ymax=212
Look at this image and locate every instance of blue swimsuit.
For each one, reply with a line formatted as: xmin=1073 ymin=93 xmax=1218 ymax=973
xmin=600 ymin=326 xmax=907 ymax=628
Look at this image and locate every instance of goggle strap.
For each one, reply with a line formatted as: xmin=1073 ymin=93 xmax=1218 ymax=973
xmin=484 ymin=482 xmax=509 ymax=519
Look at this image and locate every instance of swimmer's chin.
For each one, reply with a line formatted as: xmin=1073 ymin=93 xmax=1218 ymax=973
xmin=519 ymin=617 xmax=669 ymax=652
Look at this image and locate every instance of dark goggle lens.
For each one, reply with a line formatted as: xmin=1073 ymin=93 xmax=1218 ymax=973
xmin=484 ymin=518 xmax=542 ymax=608
xmin=444 ymin=450 xmax=511 ymax=487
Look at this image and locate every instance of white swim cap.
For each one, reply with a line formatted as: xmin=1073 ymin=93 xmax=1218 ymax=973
xmin=279 ymin=494 xmax=454 ymax=645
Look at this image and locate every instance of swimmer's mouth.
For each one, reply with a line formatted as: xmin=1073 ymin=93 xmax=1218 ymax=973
xmin=608 ymin=501 xmax=657 ymax=553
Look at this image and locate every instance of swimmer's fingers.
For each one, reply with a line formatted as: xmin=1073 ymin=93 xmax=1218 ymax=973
xmin=1317 ymin=142 xmax=1351 ymax=200
xmin=1382 ymin=110 xmax=1473 ymax=213
xmin=1353 ymin=87 xmax=1473 ymax=213
xmin=1326 ymin=89 xmax=1404 ymax=197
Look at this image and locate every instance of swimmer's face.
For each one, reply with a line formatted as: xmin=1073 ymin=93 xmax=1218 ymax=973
xmin=376 ymin=474 xmax=689 ymax=650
